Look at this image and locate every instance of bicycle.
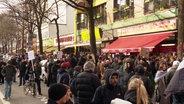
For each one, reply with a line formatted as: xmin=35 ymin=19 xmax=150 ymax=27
xmin=24 ymin=72 xmax=36 ymax=96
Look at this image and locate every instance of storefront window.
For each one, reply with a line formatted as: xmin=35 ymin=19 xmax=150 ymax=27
xmin=113 ymin=0 xmax=134 ymax=22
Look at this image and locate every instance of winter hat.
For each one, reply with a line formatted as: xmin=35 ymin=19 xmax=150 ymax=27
xmin=65 ymin=61 xmax=71 ymax=68
xmin=61 ymin=63 xmax=67 ymax=69
xmin=83 ymin=61 xmax=95 ymax=72
xmin=48 ymin=83 xmax=67 ymax=101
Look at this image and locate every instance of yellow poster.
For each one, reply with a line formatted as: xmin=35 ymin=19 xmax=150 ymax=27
xmin=81 ymin=28 xmax=101 ymax=42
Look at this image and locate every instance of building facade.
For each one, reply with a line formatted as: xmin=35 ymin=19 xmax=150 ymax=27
xmin=35 ymin=0 xmax=75 ymax=53
xmin=75 ymin=0 xmax=178 ymax=54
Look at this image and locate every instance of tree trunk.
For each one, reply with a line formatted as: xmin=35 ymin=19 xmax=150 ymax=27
xmin=11 ymin=37 xmax=13 ymax=54
xmin=38 ymin=25 xmax=43 ymax=54
xmin=88 ymin=1 xmax=97 ymax=63
xmin=16 ymin=37 xmax=18 ymax=54
xmin=177 ymin=0 xmax=184 ymax=61
xmin=22 ymin=24 xmax=25 ymax=55
xmin=55 ymin=19 xmax=60 ymax=51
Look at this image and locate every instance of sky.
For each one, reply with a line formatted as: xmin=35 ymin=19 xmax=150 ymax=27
xmin=0 ymin=0 xmax=18 ymax=13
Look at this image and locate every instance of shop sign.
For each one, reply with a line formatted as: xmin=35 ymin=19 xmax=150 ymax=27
xmin=81 ymin=28 xmax=101 ymax=42
xmin=117 ymin=19 xmax=176 ymax=36
xmin=56 ymin=36 xmax=73 ymax=43
xmin=55 ymin=35 xmax=74 ymax=46
xmin=102 ymin=30 xmax=114 ymax=41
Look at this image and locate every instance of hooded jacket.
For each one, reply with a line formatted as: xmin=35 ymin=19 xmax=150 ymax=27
xmin=57 ymin=68 xmax=70 ymax=85
xmin=92 ymin=69 xmax=125 ymax=104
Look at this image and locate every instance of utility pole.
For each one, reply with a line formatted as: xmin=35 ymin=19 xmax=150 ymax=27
xmin=177 ymin=0 xmax=184 ymax=61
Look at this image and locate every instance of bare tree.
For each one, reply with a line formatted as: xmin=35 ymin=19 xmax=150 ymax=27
xmin=1 ymin=0 xmax=50 ymax=54
xmin=61 ymin=0 xmax=97 ymax=62
xmin=0 ymin=13 xmax=19 ymax=54
xmin=43 ymin=0 xmax=67 ymax=52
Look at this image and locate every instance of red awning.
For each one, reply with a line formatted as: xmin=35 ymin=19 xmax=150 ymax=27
xmin=102 ymin=31 xmax=174 ymax=53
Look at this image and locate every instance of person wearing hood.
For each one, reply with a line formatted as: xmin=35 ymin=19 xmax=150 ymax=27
xmin=91 ymin=69 xmax=125 ymax=104
xmin=130 ymin=64 xmax=154 ymax=99
xmin=57 ymin=63 xmax=70 ymax=85
xmin=75 ymin=61 xmax=101 ymax=104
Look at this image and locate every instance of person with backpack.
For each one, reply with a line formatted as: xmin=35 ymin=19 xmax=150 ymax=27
xmin=57 ymin=62 xmax=70 ymax=85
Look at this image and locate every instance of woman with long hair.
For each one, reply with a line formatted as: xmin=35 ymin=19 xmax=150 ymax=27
xmin=124 ymin=78 xmax=149 ymax=104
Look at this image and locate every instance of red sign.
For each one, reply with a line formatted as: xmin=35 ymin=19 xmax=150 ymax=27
xmin=56 ymin=36 xmax=73 ymax=43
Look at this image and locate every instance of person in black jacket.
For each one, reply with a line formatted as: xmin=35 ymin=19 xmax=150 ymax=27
xmin=19 ymin=59 xmax=27 ymax=86
xmin=34 ymin=61 xmax=42 ymax=96
xmin=92 ymin=69 xmax=125 ymax=104
xmin=1 ymin=60 xmax=16 ymax=100
xmin=75 ymin=61 xmax=101 ymax=104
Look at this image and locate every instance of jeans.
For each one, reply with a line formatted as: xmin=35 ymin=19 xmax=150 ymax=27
xmin=35 ymin=78 xmax=41 ymax=95
xmin=4 ymin=80 xmax=12 ymax=98
xmin=19 ymin=74 xmax=25 ymax=86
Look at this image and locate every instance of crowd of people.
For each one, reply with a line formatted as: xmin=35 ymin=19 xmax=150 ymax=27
xmin=0 ymin=52 xmax=184 ymax=104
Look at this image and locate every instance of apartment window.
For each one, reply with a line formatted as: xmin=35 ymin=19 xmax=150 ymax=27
xmin=144 ymin=0 xmax=177 ymax=14
xmin=144 ymin=0 xmax=154 ymax=13
xmin=93 ymin=4 xmax=107 ymax=26
xmin=77 ymin=13 xmax=88 ymax=30
xmin=113 ymin=0 xmax=134 ymax=22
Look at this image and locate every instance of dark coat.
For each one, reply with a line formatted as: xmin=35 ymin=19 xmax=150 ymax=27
xmin=57 ymin=69 xmax=70 ymax=85
xmin=70 ymin=71 xmax=80 ymax=96
xmin=47 ymin=99 xmax=57 ymax=104
xmin=76 ymin=70 xmax=101 ymax=104
xmin=51 ymin=63 xmax=60 ymax=83
xmin=131 ymin=74 xmax=154 ymax=98
xmin=153 ymin=76 xmax=170 ymax=104
xmin=20 ymin=61 xmax=27 ymax=75
xmin=165 ymin=67 xmax=184 ymax=98
xmin=34 ymin=65 xmax=42 ymax=79
xmin=124 ymin=89 xmax=137 ymax=104
xmin=1 ymin=64 xmax=16 ymax=83
xmin=91 ymin=69 xmax=125 ymax=104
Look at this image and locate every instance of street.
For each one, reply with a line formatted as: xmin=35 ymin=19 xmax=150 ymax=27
xmin=0 ymin=80 xmax=49 ymax=104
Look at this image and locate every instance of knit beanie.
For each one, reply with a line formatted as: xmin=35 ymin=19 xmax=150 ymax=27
xmin=48 ymin=83 xmax=67 ymax=101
